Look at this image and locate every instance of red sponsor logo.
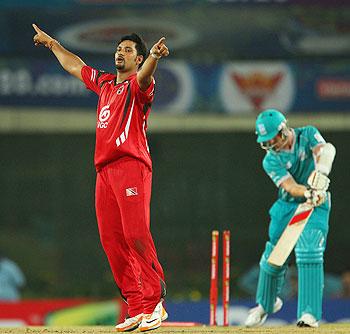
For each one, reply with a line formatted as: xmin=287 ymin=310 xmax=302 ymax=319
xmin=317 ymin=79 xmax=350 ymax=99
xmin=232 ymin=72 xmax=283 ymax=110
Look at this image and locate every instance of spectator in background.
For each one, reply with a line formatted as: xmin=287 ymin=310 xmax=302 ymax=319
xmin=0 ymin=253 xmax=26 ymax=300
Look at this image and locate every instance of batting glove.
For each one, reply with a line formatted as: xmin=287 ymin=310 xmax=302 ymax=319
xmin=307 ymin=170 xmax=330 ymax=191
xmin=304 ymin=188 xmax=327 ymax=207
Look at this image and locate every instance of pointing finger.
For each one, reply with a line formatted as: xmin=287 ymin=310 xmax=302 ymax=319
xmin=32 ymin=23 xmax=41 ymax=33
xmin=156 ymin=37 xmax=166 ymax=46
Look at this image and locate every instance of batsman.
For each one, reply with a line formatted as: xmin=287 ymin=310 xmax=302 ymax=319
xmin=245 ymin=109 xmax=336 ymax=328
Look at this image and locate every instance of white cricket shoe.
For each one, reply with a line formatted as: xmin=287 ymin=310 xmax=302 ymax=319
xmin=115 ymin=313 xmax=143 ymax=332
xmin=297 ymin=313 xmax=319 ymax=328
xmin=160 ymin=302 xmax=168 ymax=321
xmin=245 ymin=297 xmax=283 ymax=327
xmin=139 ymin=301 xmax=167 ymax=332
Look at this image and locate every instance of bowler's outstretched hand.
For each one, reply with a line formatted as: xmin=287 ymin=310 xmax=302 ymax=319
xmin=32 ymin=23 xmax=55 ymax=49
xmin=150 ymin=37 xmax=169 ymax=59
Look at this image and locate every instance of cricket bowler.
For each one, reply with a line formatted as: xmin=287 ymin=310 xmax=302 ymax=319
xmin=33 ymin=24 xmax=169 ymax=332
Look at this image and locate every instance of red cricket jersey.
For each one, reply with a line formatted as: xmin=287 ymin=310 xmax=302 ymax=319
xmin=81 ymin=66 xmax=155 ymax=171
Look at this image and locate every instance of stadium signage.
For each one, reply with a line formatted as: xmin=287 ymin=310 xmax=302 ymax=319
xmin=56 ymin=18 xmax=197 ymax=54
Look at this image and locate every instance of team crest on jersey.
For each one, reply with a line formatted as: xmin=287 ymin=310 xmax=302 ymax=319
xmin=126 ymin=187 xmax=138 ymax=197
xmin=97 ymin=105 xmax=110 ymax=128
xmin=117 ymin=85 xmax=125 ymax=95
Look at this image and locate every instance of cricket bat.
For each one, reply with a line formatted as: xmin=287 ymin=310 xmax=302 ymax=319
xmin=267 ymin=202 xmax=314 ymax=267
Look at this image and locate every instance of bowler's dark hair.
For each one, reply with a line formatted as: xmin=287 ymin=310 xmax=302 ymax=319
xmin=118 ymin=33 xmax=147 ymax=68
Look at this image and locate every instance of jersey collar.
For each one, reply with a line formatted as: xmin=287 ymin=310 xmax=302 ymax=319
xmin=115 ymin=73 xmax=137 ymax=86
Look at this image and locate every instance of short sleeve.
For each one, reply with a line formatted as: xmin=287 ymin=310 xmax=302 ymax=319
xmin=134 ymin=78 xmax=155 ymax=104
xmin=81 ymin=66 xmax=100 ymax=94
xmin=304 ymin=126 xmax=326 ymax=149
xmin=263 ymin=153 xmax=291 ymax=188
xmin=81 ymin=66 xmax=113 ymax=95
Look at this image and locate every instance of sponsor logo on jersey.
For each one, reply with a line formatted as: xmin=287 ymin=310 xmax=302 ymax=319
xmin=126 ymin=187 xmax=138 ymax=197
xmin=97 ymin=105 xmax=110 ymax=128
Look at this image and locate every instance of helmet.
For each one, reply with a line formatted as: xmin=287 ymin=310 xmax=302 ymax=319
xmin=255 ymin=109 xmax=287 ymax=143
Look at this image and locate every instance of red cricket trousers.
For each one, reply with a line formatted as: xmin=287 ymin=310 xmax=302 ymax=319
xmin=95 ymin=157 xmax=165 ymax=316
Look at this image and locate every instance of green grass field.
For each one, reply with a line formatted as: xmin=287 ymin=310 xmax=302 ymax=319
xmin=1 ymin=325 xmax=350 ymax=334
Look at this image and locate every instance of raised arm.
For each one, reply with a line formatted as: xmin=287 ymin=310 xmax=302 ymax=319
xmin=137 ymin=37 xmax=169 ymax=91
xmin=32 ymin=24 xmax=86 ymax=82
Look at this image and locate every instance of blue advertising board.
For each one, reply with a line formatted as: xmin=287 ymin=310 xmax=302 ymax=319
xmin=293 ymin=62 xmax=350 ymax=112
xmin=166 ymin=299 xmax=350 ymax=325
xmin=1 ymin=57 xmax=349 ymax=113
xmin=0 ymin=58 xmax=194 ymax=112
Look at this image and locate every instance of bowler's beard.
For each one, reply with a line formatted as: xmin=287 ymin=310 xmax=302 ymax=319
xmin=116 ymin=56 xmax=139 ymax=72
xmin=116 ymin=63 xmax=125 ymax=71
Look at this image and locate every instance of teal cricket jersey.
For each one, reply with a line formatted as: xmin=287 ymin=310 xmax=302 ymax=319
xmin=262 ymin=126 xmax=331 ymax=243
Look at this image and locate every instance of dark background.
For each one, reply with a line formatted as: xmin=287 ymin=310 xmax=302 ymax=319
xmin=0 ymin=0 xmax=349 ymax=301
xmin=1 ymin=131 xmax=348 ymax=299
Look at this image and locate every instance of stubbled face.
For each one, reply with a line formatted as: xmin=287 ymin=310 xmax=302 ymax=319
xmin=115 ymin=40 xmax=142 ymax=72
xmin=262 ymin=132 xmax=289 ymax=152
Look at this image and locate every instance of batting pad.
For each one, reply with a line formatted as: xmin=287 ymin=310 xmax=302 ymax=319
xmin=295 ymin=229 xmax=326 ymax=320
xmin=257 ymin=242 xmax=287 ymax=313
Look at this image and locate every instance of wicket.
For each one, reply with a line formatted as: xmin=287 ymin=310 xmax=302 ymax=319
xmin=210 ymin=230 xmax=231 ymax=326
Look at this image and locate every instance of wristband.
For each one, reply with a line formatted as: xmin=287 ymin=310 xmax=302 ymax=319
xmin=150 ymin=51 xmax=161 ymax=60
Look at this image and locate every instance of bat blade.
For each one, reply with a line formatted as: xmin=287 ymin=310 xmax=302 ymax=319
xmin=267 ymin=202 xmax=314 ymax=267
